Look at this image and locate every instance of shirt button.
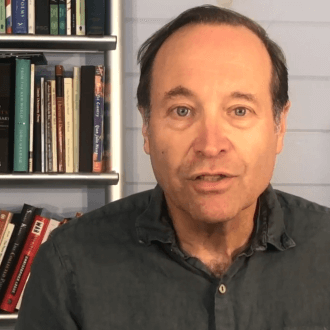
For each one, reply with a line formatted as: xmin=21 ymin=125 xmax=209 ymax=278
xmin=218 ymin=284 xmax=226 ymax=294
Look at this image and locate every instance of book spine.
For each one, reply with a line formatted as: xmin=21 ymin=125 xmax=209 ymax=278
xmin=13 ymin=59 xmax=31 ymax=172
xmin=103 ymin=69 xmax=111 ymax=172
xmin=76 ymin=0 xmax=84 ymax=35
xmin=40 ymin=77 xmax=45 ymax=173
xmin=64 ymin=77 xmax=73 ymax=173
xmin=86 ymin=0 xmax=104 ymax=35
xmin=27 ymin=0 xmax=34 ymax=34
xmin=0 ymin=215 xmax=50 ymax=312
xmin=55 ymin=65 xmax=65 ymax=173
xmin=70 ymin=0 xmax=75 ymax=35
xmin=0 ymin=223 xmax=14 ymax=267
xmin=0 ymin=0 xmax=5 ymax=33
xmin=0 ymin=211 xmax=13 ymax=247
xmin=58 ymin=0 xmax=65 ymax=34
xmin=44 ymin=80 xmax=48 ymax=173
xmin=15 ymin=273 xmax=28 ymax=310
xmin=46 ymin=80 xmax=52 ymax=172
xmin=79 ymin=66 xmax=94 ymax=172
xmin=33 ymin=82 xmax=41 ymax=172
xmin=92 ymin=65 xmax=104 ymax=173
xmin=73 ymin=66 xmax=80 ymax=172
xmin=5 ymin=0 xmax=11 ymax=33
xmin=28 ymin=64 xmax=35 ymax=172
xmin=12 ymin=0 xmax=28 ymax=34
xmin=66 ymin=0 xmax=70 ymax=34
xmin=50 ymin=0 xmax=58 ymax=35
xmin=51 ymin=80 xmax=57 ymax=172
xmin=35 ymin=0 xmax=49 ymax=34
xmin=0 ymin=204 xmax=40 ymax=299
xmin=0 ymin=62 xmax=15 ymax=173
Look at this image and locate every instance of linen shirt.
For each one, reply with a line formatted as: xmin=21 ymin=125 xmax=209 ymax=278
xmin=15 ymin=184 xmax=330 ymax=330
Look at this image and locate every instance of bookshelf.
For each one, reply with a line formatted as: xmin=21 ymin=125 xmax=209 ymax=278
xmin=0 ymin=0 xmax=124 ymax=320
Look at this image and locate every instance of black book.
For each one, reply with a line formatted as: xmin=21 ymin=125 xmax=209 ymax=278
xmin=79 ymin=66 xmax=95 ymax=173
xmin=0 ymin=59 xmax=16 ymax=173
xmin=35 ymin=0 xmax=50 ymax=34
xmin=0 ymin=204 xmax=42 ymax=301
xmin=33 ymin=81 xmax=42 ymax=172
xmin=86 ymin=0 xmax=105 ymax=35
xmin=71 ymin=0 xmax=76 ymax=35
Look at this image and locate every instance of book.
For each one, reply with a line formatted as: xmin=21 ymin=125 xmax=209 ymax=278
xmin=70 ymin=0 xmax=75 ymax=35
xmin=44 ymin=79 xmax=48 ymax=172
xmin=0 ymin=223 xmax=14 ymax=267
xmin=92 ymin=65 xmax=105 ymax=172
xmin=33 ymin=81 xmax=41 ymax=172
xmin=76 ymin=0 xmax=84 ymax=35
xmin=55 ymin=65 xmax=65 ymax=172
xmin=79 ymin=65 xmax=95 ymax=172
xmin=28 ymin=63 xmax=35 ymax=172
xmin=13 ymin=58 xmax=31 ymax=173
xmin=0 ymin=205 xmax=41 ymax=301
xmin=0 ymin=0 xmax=5 ymax=33
xmin=46 ymin=80 xmax=53 ymax=172
xmin=12 ymin=0 xmax=28 ymax=34
xmin=66 ymin=0 xmax=71 ymax=35
xmin=64 ymin=77 xmax=73 ymax=173
xmin=73 ymin=66 xmax=80 ymax=172
xmin=5 ymin=0 xmax=11 ymax=33
xmin=35 ymin=0 xmax=49 ymax=34
xmin=50 ymin=0 xmax=58 ymax=35
xmin=40 ymin=76 xmax=45 ymax=173
xmin=103 ymin=71 xmax=111 ymax=172
xmin=58 ymin=0 xmax=65 ymax=35
xmin=0 ymin=60 xmax=15 ymax=173
xmin=51 ymin=80 xmax=57 ymax=172
xmin=86 ymin=0 xmax=104 ymax=35
xmin=0 ymin=211 xmax=13 ymax=246
xmin=27 ymin=0 xmax=34 ymax=34
xmin=0 ymin=215 xmax=50 ymax=312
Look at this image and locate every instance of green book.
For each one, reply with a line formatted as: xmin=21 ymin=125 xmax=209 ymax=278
xmin=59 ymin=0 xmax=66 ymax=35
xmin=0 ymin=0 xmax=5 ymax=34
xmin=13 ymin=58 xmax=31 ymax=172
xmin=50 ymin=0 xmax=59 ymax=35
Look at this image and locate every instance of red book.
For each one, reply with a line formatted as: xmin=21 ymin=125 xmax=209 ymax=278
xmin=0 ymin=215 xmax=50 ymax=312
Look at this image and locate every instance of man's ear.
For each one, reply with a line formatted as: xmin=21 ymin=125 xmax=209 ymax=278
xmin=138 ymin=107 xmax=150 ymax=155
xmin=276 ymin=101 xmax=291 ymax=155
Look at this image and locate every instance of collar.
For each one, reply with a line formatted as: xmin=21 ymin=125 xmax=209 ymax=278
xmin=135 ymin=183 xmax=296 ymax=253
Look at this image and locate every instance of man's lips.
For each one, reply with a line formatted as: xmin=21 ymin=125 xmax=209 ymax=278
xmin=190 ymin=172 xmax=236 ymax=180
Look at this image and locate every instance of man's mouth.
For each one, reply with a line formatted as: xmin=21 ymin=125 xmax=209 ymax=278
xmin=195 ymin=175 xmax=227 ymax=182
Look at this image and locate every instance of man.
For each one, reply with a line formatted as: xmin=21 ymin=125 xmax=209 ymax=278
xmin=16 ymin=5 xmax=330 ymax=330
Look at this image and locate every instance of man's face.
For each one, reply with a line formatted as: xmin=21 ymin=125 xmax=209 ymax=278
xmin=141 ymin=24 xmax=289 ymax=224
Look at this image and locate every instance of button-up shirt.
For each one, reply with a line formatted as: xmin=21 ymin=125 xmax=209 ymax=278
xmin=15 ymin=184 xmax=330 ymax=330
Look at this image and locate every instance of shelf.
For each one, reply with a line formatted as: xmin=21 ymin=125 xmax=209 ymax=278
xmin=0 ymin=35 xmax=117 ymax=52
xmin=0 ymin=172 xmax=119 ymax=186
xmin=0 ymin=312 xmax=18 ymax=320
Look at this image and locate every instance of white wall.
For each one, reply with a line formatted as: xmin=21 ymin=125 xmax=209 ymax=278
xmin=123 ymin=0 xmax=330 ymax=208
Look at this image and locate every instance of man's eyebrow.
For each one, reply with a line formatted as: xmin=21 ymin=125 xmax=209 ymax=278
xmin=230 ymin=91 xmax=258 ymax=104
xmin=162 ymin=86 xmax=196 ymax=101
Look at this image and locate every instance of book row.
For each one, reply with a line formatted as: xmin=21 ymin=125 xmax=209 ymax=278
xmin=0 ymin=0 xmax=106 ymax=35
xmin=0 ymin=205 xmax=81 ymax=313
xmin=0 ymin=56 xmax=110 ymax=174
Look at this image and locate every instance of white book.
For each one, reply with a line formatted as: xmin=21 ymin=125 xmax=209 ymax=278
xmin=51 ymin=80 xmax=58 ymax=172
xmin=28 ymin=0 xmax=35 ymax=34
xmin=28 ymin=64 xmax=35 ymax=172
xmin=76 ymin=0 xmax=85 ymax=35
xmin=0 ymin=223 xmax=14 ymax=267
xmin=16 ymin=273 xmax=29 ymax=310
xmin=40 ymin=77 xmax=45 ymax=173
xmin=73 ymin=67 xmax=80 ymax=173
xmin=66 ymin=0 xmax=71 ymax=35
xmin=64 ymin=77 xmax=74 ymax=173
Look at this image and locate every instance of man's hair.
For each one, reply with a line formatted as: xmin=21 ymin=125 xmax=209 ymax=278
xmin=136 ymin=5 xmax=289 ymax=132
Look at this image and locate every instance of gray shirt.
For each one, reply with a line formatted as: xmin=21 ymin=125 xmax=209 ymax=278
xmin=15 ymin=184 xmax=330 ymax=330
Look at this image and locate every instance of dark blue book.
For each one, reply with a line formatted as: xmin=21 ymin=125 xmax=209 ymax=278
xmin=71 ymin=0 xmax=76 ymax=35
xmin=58 ymin=0 xmax=66 ymax=35
xmin=86 ymin=0 xmax=104 ymax=35
xmin=12 ymin=0 xmax=28 ymax=34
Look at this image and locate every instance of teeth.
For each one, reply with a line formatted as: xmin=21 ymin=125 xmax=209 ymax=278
xmin=198 ymin=175 xmax=226 ymax=181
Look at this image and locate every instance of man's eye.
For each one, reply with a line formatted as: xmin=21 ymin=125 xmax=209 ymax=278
xmin=234 ymin=107 xmax=248 ymax=117
xmin=174 ymin=107 xmax=190 ymax=117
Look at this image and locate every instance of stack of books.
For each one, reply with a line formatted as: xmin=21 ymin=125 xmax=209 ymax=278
xmin=0 ymin=0 xmax=106 ymax=36
xmin=0 ymin=55 xmax=110 ymax=174
xmin=0 ymin=205 xmax=82 ymax=313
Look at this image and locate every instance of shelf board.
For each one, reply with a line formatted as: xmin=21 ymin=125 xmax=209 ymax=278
xmin=0 ymin=311 xmax=18 ymax=320
xmin=0 ymin=172 xmax=119 ymax=185
xmin=0 ymin=35 xmax=117 ymax=52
